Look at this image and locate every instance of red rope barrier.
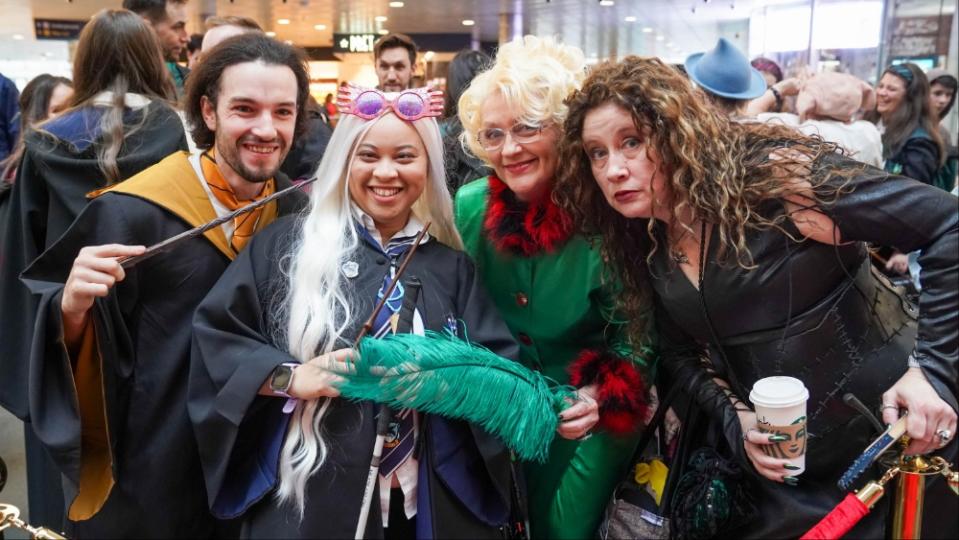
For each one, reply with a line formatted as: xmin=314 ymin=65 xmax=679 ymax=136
xmin=800 ymin=494 xmax=870 ymax=540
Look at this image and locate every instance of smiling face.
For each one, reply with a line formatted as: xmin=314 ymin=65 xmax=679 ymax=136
xmin=581 ymin=102 xmax=670 ymax=221
xmin=479 ymin=91 xmax=559 ymax=203
xmin=875 ymin=72 xmax=907 ymax=118
xmin=201 ymin=61 xmax=298 ymax=197
xmin=930 ymin=81 xmax=955 ymax=118
xmin=348 ymin=113 xmax=428 ymax=240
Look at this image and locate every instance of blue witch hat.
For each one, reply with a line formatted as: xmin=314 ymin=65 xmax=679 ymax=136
xmin=685 ymin=38 xmax=767 ymax=100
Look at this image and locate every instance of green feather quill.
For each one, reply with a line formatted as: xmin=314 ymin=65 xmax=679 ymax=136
xmin=337 ymin=330 xmax=574 ymax=462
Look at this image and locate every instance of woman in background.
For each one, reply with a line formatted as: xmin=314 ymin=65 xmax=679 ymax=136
xmin=926 ymin=68 xmax=957 ymax=191
xmin=440 ymin=49 xmax=491 ymax=193
xmin=0 ymin=74 xmax=72 ymax=183
xmin=867 ymin=63 xmax=944 ymax=184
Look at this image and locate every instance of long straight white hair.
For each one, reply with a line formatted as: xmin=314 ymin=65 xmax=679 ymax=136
xmin=274 ymin=111 xmax=462 ymax=516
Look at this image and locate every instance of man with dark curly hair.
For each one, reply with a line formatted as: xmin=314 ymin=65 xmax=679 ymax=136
xmin=20 ymin=34 xmax=308 ymax=538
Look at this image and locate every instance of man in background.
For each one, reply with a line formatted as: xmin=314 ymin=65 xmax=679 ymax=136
xmin=201 ymin=15 xmax=262 ymax=55
xmin=123 ymin=0 xmax=190 ymax=96
xmin=373 ymin=32 xmax=417 ymax=92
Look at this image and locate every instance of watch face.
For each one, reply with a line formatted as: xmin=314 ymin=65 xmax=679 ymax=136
xmin=271 ymin=365 xmax=293 ymax=392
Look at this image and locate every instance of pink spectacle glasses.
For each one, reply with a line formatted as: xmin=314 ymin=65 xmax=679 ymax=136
xmin=337 ymin=85 xmax=444 ymax=122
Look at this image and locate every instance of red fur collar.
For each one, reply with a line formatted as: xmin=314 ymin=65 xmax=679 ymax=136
xmin=483 ymin=175 xmax=573 ymax=257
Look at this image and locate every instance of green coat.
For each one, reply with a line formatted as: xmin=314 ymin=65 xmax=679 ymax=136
xmin=454 ymin=177 xmax=652 ymax=539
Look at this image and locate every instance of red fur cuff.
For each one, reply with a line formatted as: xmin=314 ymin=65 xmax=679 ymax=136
xmin=568 ymin=349 xmax=648 ymax=435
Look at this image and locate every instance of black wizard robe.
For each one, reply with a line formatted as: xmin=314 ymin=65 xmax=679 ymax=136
xmin=189 ymin=216 xmax=523 ymax=539
xmin=20 ymin=151 xmax=305 ymax=538
xmin=0 ymin=101 xmax=186 ymax=531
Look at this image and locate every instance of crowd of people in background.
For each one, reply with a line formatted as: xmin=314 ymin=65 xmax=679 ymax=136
xmin=0 ymin=0 xmax=955 ymax=539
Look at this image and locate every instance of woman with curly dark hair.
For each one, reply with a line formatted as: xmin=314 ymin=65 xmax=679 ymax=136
xmin=555 ymin=56 xmax=957 ymax=538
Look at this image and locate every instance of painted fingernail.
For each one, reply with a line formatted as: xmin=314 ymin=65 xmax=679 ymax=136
xmin=783 ymin=476 xmax=798 ymax=486
xmin=769 ymin=435 xmax=789 ymax=442
xmin=784 ymin=464 xmax=800 ymax=471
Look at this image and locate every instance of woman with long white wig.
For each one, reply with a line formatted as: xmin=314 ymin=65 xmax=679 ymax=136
xmin=189 ymin=88 xmax=522 ymax=539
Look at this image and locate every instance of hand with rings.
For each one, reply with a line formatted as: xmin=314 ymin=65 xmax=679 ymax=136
xmin=557 ymin=384 xmax=600 ymax=441
xmin=881 ymin=367 xmax=957 ymax=454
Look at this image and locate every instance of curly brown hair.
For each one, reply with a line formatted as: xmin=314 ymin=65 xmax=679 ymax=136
xmin=554 ymin=56 xmax=857 ymax=344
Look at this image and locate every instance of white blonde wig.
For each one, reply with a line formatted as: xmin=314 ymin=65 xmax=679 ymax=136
xmin=274 ymin=111 xmax=461 ymax=516
xmin=457 ymin=35 xmax=587 ymax=166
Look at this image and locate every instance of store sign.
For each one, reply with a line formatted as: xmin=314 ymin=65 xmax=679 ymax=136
xmin=889 ymin=15 xmax=952 ymax=58
xmin=34 ymin=18 xmax=86 ymax=40
xmin=333 ymin=33 xmax=378 ymax=53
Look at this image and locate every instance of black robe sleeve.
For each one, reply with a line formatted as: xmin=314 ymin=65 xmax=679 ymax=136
xmin=189 ymin=219 xmax=300 ymax=513
xmin=19 ymin=195 xmax=144 ymax=511
xmin=0 ymin=106 xmax=187 ymax=419
xmin=450 ymin=249 xmax=522 ymax=520
xmin=819 ymin=157 xmax=958 ymax=412
xmin=653 ymin=299 xmax=750 ymax=465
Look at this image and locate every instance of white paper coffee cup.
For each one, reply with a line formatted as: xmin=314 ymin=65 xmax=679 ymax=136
xmin=749 ymin=376 xmax=810 ymax=474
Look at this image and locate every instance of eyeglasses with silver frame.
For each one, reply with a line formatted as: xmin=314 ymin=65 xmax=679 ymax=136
xmin=477 ymin=123 xmax=547 ymax=151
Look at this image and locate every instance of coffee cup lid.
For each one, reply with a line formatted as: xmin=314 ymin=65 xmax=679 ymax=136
xmin=749 ymin=376 xmax=809 ymax=408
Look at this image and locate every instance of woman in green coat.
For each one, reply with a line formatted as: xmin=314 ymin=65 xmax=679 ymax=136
xmin=453 ymin=35 xmax=656 ymax=539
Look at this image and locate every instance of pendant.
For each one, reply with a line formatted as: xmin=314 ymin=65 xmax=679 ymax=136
xmin=670 ymin=250 xmax=690 ymax=265
xmin=341 ymin=261 xmax=359 ymax=278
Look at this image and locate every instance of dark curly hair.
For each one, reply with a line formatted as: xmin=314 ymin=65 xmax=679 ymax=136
xmin=184 ymin=34 xmax=310 ymax=149
xmin=554 ymin=56 xmax=856 ymax=345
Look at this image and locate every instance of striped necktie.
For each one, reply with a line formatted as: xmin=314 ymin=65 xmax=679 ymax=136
xmin=364 ymin=231 xmax=420 ymax=477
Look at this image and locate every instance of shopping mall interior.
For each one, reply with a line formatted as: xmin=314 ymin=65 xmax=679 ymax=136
xmin=1 ymin=0 xmax=956 ymax=101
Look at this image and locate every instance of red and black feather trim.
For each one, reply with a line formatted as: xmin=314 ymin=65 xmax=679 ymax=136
xmin=483 ymin=175 xmax=573 ymax=257
xmin=568 ymin=349 xmax=648 ymax=435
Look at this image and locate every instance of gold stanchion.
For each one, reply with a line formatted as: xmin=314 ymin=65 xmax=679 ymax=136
xmin=888 ymin=439 xmax=957 ymax=540
xmin=0 ymin=504 xmax=66 ymax=539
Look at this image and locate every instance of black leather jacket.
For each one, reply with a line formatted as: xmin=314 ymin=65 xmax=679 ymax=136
xmin=652 ymin=155 xmax=957 ymax=537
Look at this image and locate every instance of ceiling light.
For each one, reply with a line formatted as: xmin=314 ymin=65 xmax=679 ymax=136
xmin=599 ymin=0 xmax=615 ymax=6
xmin=624 ymin=16 xmax=637 ymax=22
xmin=378 ymin=29 xmax=389 ymax=35
xmin=642 ymin=27 xmax=653 ymax=33
xmin=12 ymin=34 xmax=24 ymax=40
xmin=375 ymin=16 xmax=388 ymax=22
xmin=277 ymin=18 xmax=290 ymax=25
xmin=265 ymin=31 xmax=277 ymax=37
xmin=424 ymin=51 xmax=435 ymax=61
xmin=314 ymin=24 xmax=326 ymax=30
xmin=656 ymin=35 xmax=665 ymax=41
xmin=389 ymin=1 xmax=405 ymax=6
xmin=462 ymin=19 xmax=475 ymax=26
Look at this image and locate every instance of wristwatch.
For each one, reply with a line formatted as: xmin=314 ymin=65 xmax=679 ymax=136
xmin=270 ymin=363 xmax=298 ymax=397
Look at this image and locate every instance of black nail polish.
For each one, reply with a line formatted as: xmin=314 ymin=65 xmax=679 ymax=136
xmin=784 ymin=464 xmax=800 ymax=471
xmin=783 ymin=476 xmax=798 ymax=485
xmin=769 ymin=435 xmax=789 ymax=442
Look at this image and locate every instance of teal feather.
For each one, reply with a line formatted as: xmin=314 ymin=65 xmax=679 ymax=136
xmin=337 ymin=330 xmax=574 ymax=462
